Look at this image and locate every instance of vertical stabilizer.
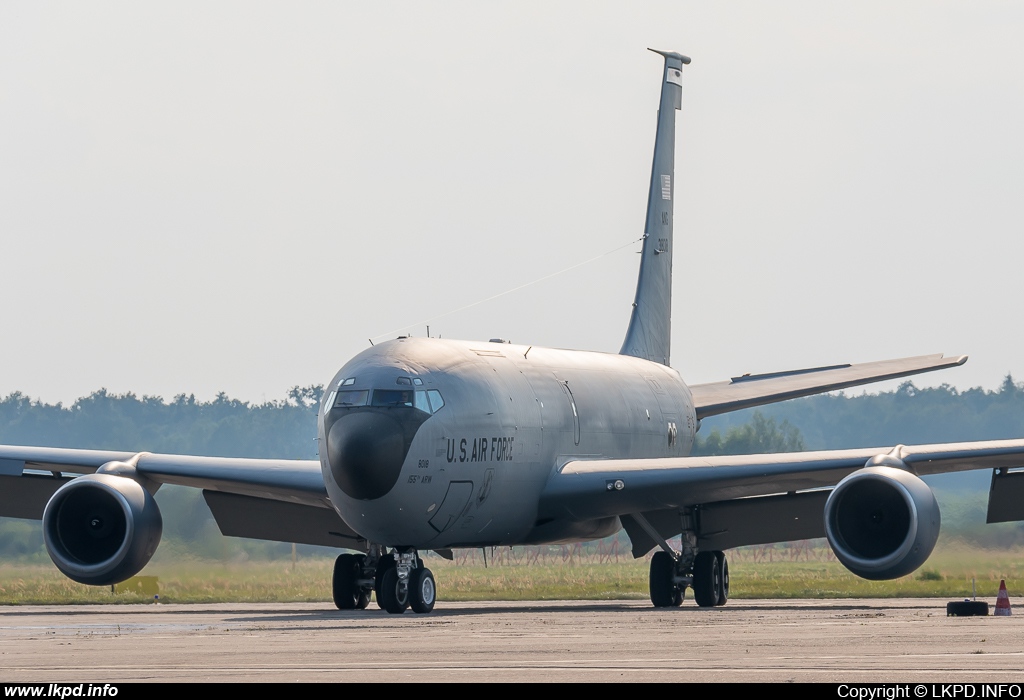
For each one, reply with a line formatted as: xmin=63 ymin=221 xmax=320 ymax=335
xmin=620 ymin=49 xmax=689 ymax=366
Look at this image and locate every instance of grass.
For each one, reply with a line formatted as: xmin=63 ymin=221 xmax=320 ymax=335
xmin=1 ymin=544 xmax=1021 ymax=605
xmin=0 ymin=560 xmax=334 ymax=605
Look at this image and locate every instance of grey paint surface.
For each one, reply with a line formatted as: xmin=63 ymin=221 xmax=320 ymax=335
xmin=1 ymin=51 xmax=1023 ymax=585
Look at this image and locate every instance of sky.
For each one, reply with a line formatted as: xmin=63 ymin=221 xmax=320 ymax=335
xmin=1 ymin=2 xmax=1022 ymax=405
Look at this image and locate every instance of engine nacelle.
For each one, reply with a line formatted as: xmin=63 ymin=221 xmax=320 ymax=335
xmin=824 ymin=465 xmax=940 ymax=580
xmin=42 ymin=473 xmax=163 ymax=586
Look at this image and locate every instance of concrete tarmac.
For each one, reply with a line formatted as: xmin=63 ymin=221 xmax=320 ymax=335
xmin=1 ymin=599 xmax=1022 ymax=683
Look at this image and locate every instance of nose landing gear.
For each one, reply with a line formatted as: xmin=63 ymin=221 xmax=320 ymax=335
xmin=377 ymin=564 xmax=410 ymax=613
xmin=332 ymin=546 xmax=436 ymax=614
xmin=409 ymin=567 xmax=437 ymax=614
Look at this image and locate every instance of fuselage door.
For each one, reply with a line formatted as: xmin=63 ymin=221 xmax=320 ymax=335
xmin=558 ymin=381 xmax=581 ymax=446
xmin=643 ymin=376 xmax=667 ymax=414
xmin=428 ymin=480 xmax=474 ymax=534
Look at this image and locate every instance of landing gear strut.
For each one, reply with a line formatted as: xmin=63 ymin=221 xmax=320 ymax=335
xmin=334 ymin=547 xmax=436 ymax=614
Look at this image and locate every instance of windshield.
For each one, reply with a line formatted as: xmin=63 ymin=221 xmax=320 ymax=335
xmin=330 ymin=387 xmax=444 ymax=414
xmin=371 ymin=390 xmax=414 ymax=407
xmin=334 ymin=390 xmax=369 ymax=407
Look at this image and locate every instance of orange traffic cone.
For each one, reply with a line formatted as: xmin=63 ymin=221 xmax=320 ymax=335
xmin=994 ymin=579 xmax=1012 ymax=616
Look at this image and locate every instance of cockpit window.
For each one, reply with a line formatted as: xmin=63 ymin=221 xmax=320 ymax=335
xmin=339 ymin=377 xmax=356 ymax=386
xmin=396 ymin=377 xmax=412 ymax=386
xmin=334 ymin=389 xmax=369 ymax=407
xmin=372 ymin=389 xmax=414 ymax=407
xmin=414 ymin=390 xmax=431 ymax=413
xmin=330 ymin=387 xmax=445 ymax=414
xmin=414 ymin=390 xmax=445 ymax=414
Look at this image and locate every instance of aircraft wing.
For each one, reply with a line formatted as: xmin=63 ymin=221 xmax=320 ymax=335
xmin=0 ymin=445 xmax=328 ymax=507
xmin=0 ymin=444 xmax=365 ymax=549
xmin=538 ymin=438 xmax=1024 ymax=525
xmin=689 ymin=353 xmax=968 ymax=419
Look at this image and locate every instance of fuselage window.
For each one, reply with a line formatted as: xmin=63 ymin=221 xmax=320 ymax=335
xmin=372 ymin=389 xmax=414 ymax=407
xmin=334 ymin=390 xmax=369 ymax=407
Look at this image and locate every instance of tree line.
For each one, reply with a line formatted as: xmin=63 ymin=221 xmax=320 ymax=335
xmin=3 ymin=377 xmax=1024 ymax=559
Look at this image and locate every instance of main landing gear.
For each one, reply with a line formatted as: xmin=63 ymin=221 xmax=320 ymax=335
xmin=332 ymin=546 xmax=436 ymax=614
xmin=649 ymin=548 xmax=729 ymax=608
xmin=634 ymin=510 xmax=729 ymax=609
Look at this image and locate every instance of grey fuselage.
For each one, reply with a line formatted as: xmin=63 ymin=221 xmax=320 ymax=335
xmin=319 ymin=338 xmax=696 ymax=549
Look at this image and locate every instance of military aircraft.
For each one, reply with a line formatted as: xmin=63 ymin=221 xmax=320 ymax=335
xmin=3 ymin=49 xmax=1024 ymax=614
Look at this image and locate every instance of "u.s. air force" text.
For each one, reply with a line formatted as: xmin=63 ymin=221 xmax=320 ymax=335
xmin=446 ymin=437 xmax=514 ymax=463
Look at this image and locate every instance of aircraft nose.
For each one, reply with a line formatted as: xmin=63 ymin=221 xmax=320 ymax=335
xmin=326 ymin=411 xmax=408 ymax=500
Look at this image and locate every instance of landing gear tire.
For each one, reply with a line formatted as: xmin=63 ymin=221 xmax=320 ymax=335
xmin=379 ymin=566 xmax=410 ymax=614
xmin=333 ymin=553 xmax=362 ymax=610
xmin=649 ymin=551 xmax=682 ymax=608
xmin=410 ymin=567 xmax=437 ymax=614
xmin=715 ymin=551 xmax=729 ymax=607
xmin=374 ymin=554 xmax=396 ymax=610
xmin=692 ymin=551 xmax=721 ymax=608
xmin=947 ymin=600 xmax=989 ymax=616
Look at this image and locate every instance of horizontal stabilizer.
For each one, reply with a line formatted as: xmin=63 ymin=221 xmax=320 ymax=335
xmin=690 ymin=353 xmax=967 ymax=419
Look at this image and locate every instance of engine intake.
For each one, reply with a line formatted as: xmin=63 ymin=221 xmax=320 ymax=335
xmin=42 ymin=473 xmax=162 ymax=586
xmin=824 ymin=465 xmax=940 ymax=580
